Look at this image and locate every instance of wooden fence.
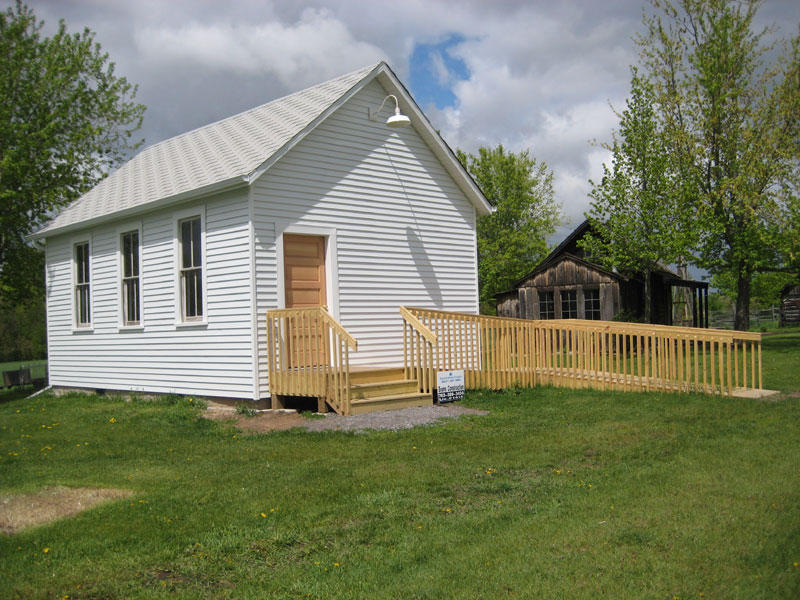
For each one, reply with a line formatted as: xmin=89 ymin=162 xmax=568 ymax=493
xmin=402 ymin=307 xmax=762 ymax=396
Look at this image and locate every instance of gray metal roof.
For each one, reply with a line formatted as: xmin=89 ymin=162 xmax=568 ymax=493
xmin=35 ymin=63 xmax=380 ymax=237
xmin=34 ymin=61 xmax=492 ymax=239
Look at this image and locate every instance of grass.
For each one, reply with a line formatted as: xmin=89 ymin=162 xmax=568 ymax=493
xmin=1 ymin=337 xmax=798 ymax=599
xmin=762 ymin=332 xmax=800 ymax=393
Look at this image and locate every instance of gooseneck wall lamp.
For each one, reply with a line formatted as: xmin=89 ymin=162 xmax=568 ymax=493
xmin=368 ymin=94 xmax=411 ymax=128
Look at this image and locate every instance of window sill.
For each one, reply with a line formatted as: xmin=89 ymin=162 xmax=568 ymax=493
xmin=71 ymin=326 xmax=94 ymax=334
xmin=119 ymin=325 xmax=144 ymax=333
xmin=175 ymin=320 xmax=208 ymax=330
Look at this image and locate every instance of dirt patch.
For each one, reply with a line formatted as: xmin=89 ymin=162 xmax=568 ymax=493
xmin=202 ymin=408 xmax=306 ymax=433
xmin=0 ymin=487 xmax=133 ymax=535
xmin=202 ymin=403 xmax=488 ymax=434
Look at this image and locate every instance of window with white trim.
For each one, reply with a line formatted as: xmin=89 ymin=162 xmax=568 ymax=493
xmin=74 ymin=241 xmax=91 ymax=327
xmin=121 ymin=230 xmax=141 ymax=325
xmin=179 ymin=216 xmax=203 ymax=320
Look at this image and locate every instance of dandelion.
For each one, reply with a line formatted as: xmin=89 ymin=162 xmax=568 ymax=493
xmin=334 ymin=562 xmax=340 ymax=567
xmin=261 ymin=512 xmax=267 ymax=518
xmin=43 ymin=548 xmax=50 ymax=554
xmin=109 ymin=417 xmax=116 ymax=423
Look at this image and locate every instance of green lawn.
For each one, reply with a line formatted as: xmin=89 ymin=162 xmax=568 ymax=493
xmin=1 ymin=337 xmax=799 ymax=599
xmin=763 ymin=332 xmax=800 ymax=393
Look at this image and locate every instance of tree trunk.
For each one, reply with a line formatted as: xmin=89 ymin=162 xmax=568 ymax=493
xmin=734 ymin=269 xmax=751 ymax=331
xmin=644 ymin=268 xmax=652 ymax=324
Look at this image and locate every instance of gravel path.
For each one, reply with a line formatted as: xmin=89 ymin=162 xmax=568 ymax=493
xmin=304 ymin=403 xmax=488 ymax=432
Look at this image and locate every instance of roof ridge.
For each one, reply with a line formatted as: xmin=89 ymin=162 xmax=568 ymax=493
xmin=136 ymin=62 xmax=383 ymax=157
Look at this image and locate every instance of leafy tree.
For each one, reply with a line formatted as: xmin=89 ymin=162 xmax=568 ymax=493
xmin=0 ymin=1 xmax=145 ymax=302
xmin=712 ymin=270 xmax=797 ymax=311
xmin=581 ymin=70 xmax=696 ymax=323
xmin=637 ymin=0 xmax=800 ymax=330
xmin=457 ymin=145 xmax=562 ymax=313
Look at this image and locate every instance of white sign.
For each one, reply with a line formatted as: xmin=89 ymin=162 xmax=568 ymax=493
xmin=437 ymin=370 xmax=465 ymax=404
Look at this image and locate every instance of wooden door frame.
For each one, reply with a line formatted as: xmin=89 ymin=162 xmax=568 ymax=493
xmin=275 ymin=223 xmax=340 ymax=319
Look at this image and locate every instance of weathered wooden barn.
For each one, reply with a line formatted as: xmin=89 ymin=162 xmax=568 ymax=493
xmin=495 ymin=220 xmax=709 ymax=326
xmin=779 ymin=284 xmax=800 ymax=327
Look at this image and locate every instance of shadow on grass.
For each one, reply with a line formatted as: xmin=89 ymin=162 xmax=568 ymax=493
xmin=0 ymin=386 xmax=37 ymax=405
xmin=762 ymin=332 xmax=800 ymax=354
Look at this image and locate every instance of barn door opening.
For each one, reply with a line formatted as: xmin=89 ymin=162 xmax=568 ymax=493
xmin=283 ymin=234 xmax=327 ymax=367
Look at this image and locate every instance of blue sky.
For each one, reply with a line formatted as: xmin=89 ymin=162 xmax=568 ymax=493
xmin=409 ymin=34 xmax=469 ymax=111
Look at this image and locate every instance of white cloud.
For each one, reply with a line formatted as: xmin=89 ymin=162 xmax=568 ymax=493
xmin=135 ymin=7 xmax=386 ymax=88
xmin=429 ymin=51 xmax=452 ymax=87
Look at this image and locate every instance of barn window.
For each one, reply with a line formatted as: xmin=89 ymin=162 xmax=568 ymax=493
xmin=179 ymin=216 xmax=203 ymax=320
xmin=539 ymin=291 xmax=555 ymax=319
xmin=584 ymin=289 xmax=601 ymax=320
xmin=561 ymin=290 xmax=577 ymax=319
xmin=74 ymin=241 xmax=91 ymax=327
xmin=121 ymin=230 xmax=141 ymax=326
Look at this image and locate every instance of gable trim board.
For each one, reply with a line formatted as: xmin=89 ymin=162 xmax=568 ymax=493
xmin=36 ymin=63 xmax=489 ymax=402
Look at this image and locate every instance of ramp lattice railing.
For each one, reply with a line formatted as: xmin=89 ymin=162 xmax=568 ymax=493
xmin=401 ymin=307 xmax=762 ymax=395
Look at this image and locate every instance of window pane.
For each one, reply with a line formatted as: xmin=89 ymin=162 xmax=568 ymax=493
xmin=191 ymin=219 xmax=202 ymax=267
xmin=181 ymin=220 xmax=192 ymax=268
xmin=182 ymin=268 xmax=203 ymax=319
xmin=539 ymin=291 xmax=554 ymax=319
xmin=561 ymin=290 xmax=577 ymax=319
xmin=585 ymin=289 xmax=601 ymax=320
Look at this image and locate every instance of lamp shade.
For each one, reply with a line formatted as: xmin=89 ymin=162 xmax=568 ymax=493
xmin=386 ymin=112 xmax=411 ymax=128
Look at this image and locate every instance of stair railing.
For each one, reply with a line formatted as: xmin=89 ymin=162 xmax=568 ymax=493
xmin=266 ymin=306 xmax=358 ymax=415
xmin=400 ymin=306 xmax=438 ymax=395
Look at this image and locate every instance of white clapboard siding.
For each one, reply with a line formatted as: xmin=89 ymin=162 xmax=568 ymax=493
xmin=45 ymin=189 xmax=255 ymax=399
xmin=253 ymin=79 xmax=478 ymax=396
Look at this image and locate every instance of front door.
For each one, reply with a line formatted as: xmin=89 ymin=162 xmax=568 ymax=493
xmin=283 ymin=234 xmax=327 ymax=366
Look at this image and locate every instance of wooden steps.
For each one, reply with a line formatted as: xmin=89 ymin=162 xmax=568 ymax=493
xmin=346 ymin=369 xmax=432 ymax=414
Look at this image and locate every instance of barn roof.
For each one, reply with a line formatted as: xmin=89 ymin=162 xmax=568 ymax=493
xmin=33 ymin=62 xmax=491 ymax=239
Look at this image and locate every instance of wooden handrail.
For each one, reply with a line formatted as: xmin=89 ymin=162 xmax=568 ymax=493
xmin=266 ymin=306 xmax=358 ymax=349
xmin=265 ymin=306 xmax=359 ymax=415
xmin=401 ymin=306 xmax=437 ymax=395
xmin=400 ymin=307 xmax=438 ymax=344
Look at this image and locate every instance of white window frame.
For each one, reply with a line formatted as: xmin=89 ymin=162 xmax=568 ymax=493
xmin=117 ymin=222 xmax=144 ymax=330
xmin=275 ymin=222 xmax=340 ymax=320
xmin=72 ymin=236 xmax=93 ymax=332
xmin=174 ymin=206 xmax=207 ymax=327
